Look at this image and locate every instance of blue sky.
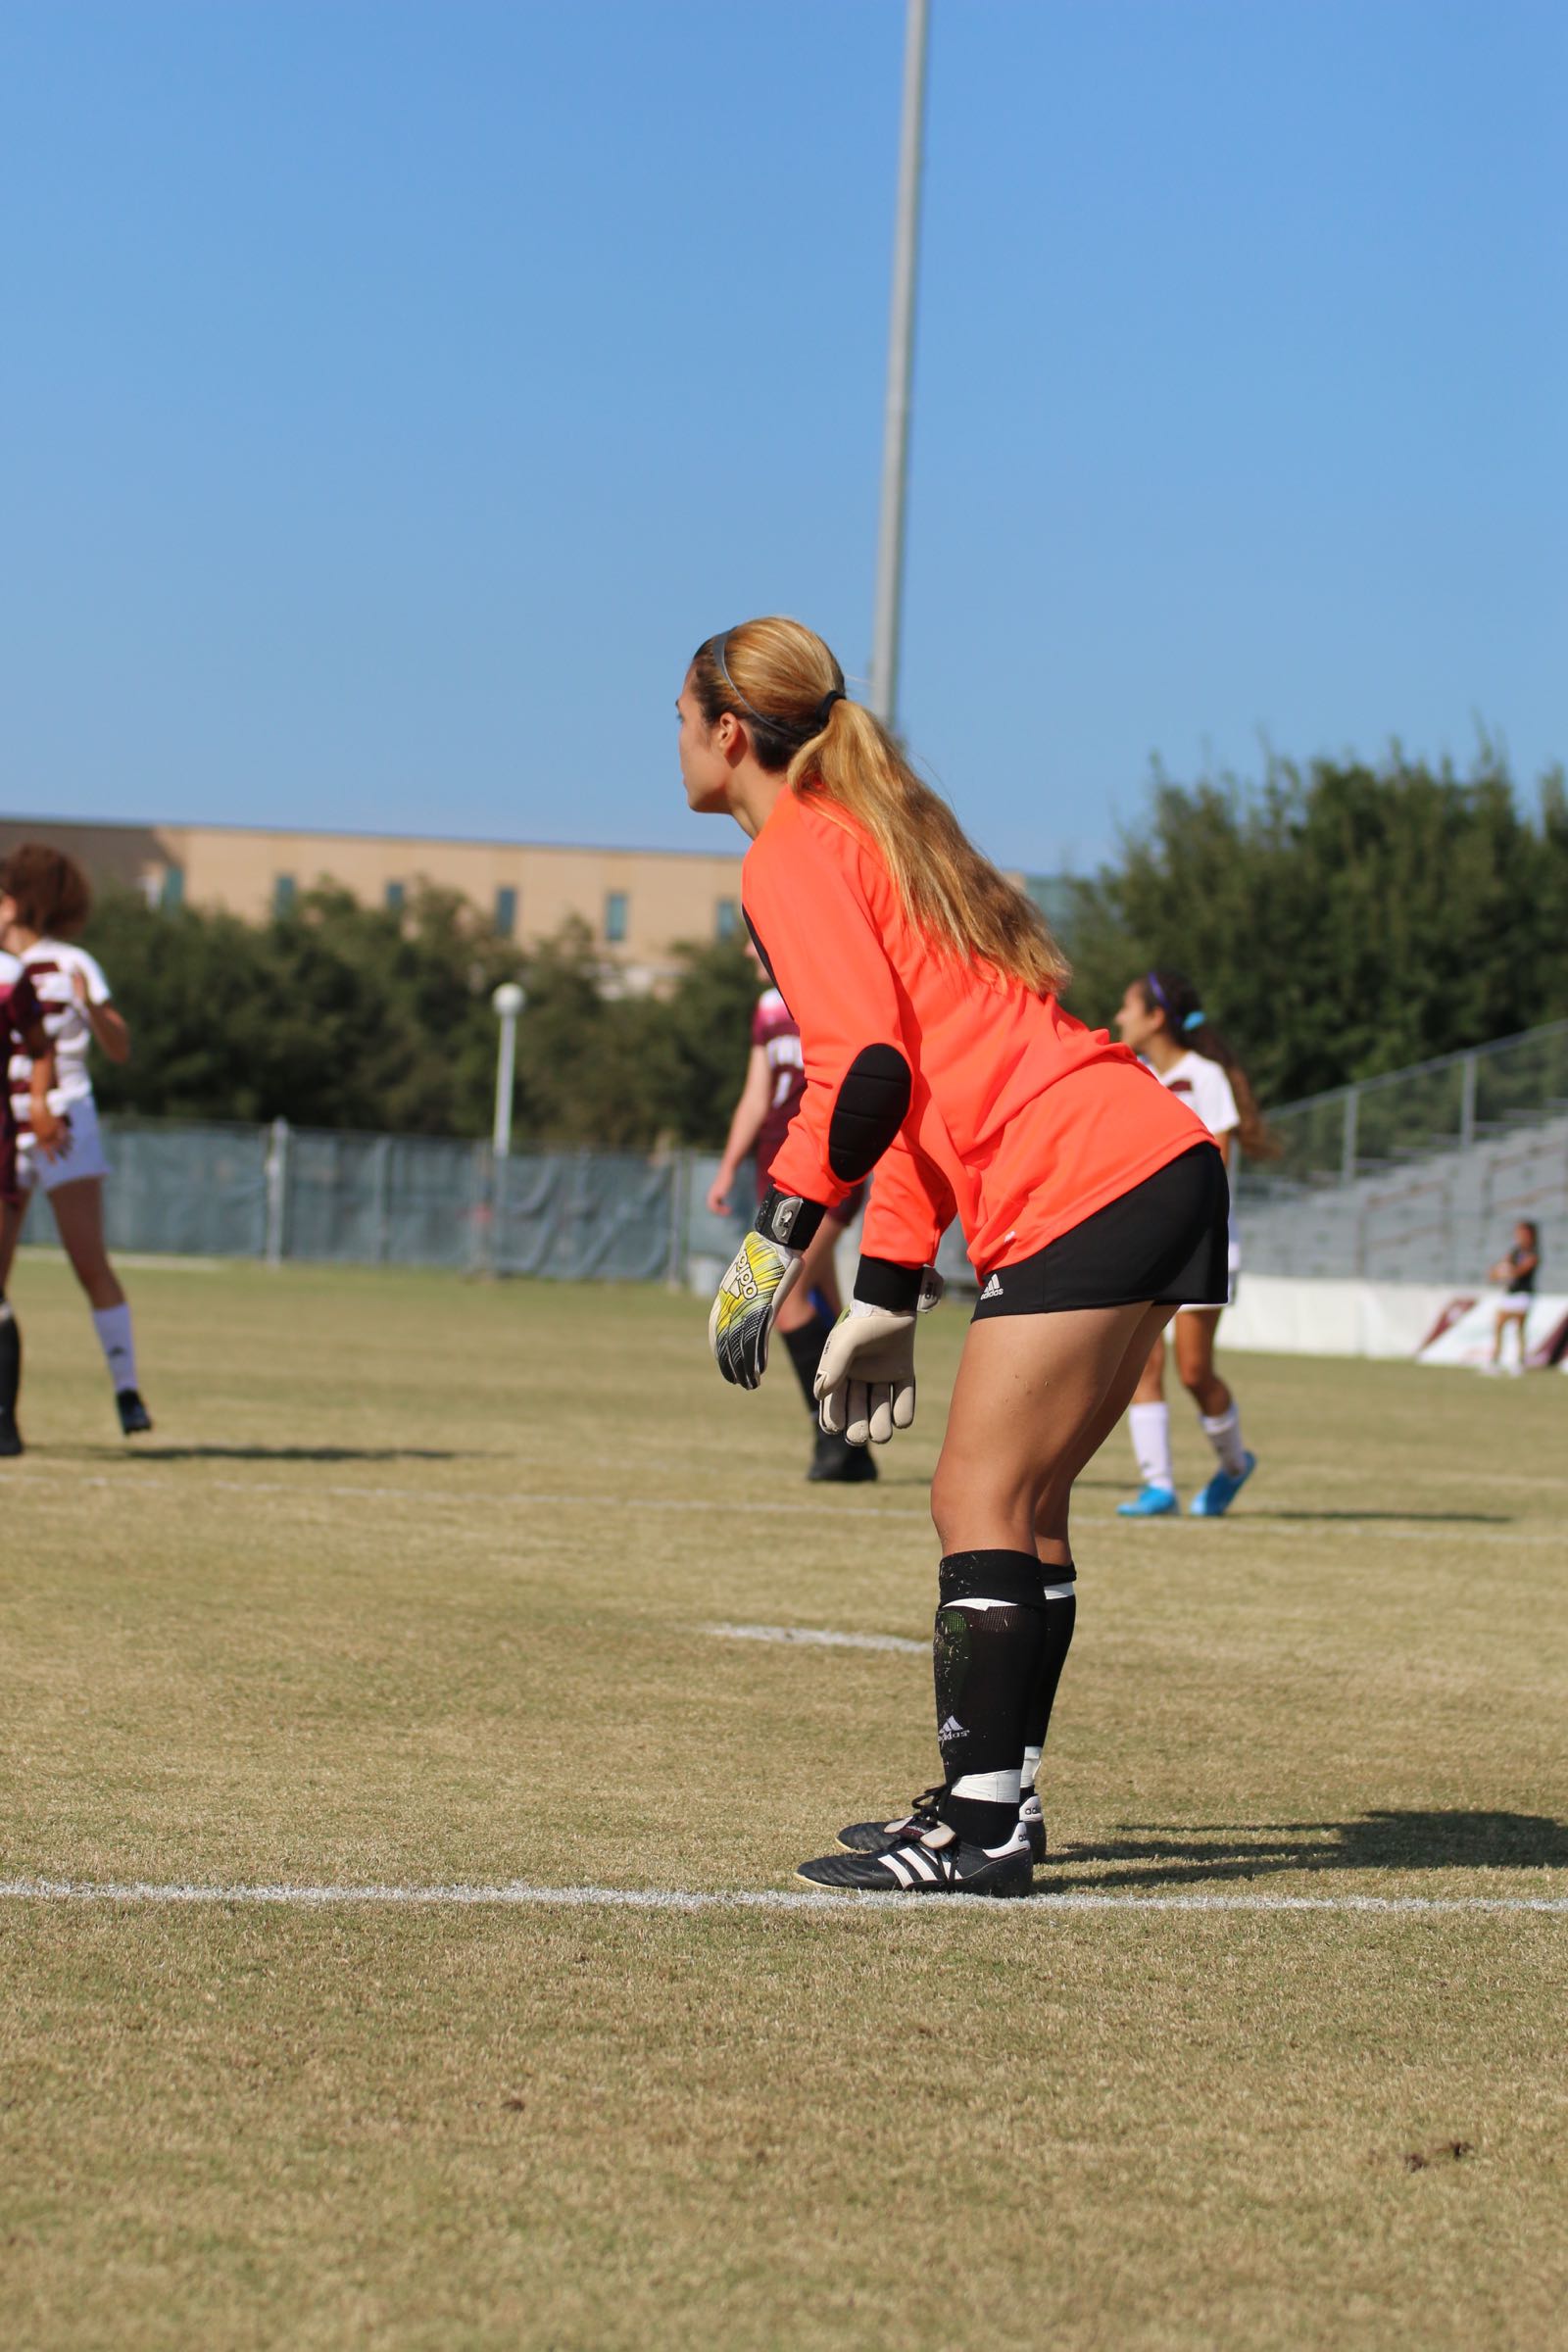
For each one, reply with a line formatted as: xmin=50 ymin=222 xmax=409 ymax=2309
xmin=3 ymin=1 xmax=1562 ymax=874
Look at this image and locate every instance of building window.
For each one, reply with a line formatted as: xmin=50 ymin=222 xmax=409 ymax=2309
xmin=1023 ymin=873 xmax=1075 ymax=945
xmin=715 ymin=898 xmax=739 ymax=941
xmin=604 ymin=890 xmax=628 ymax=944
xmin=495 ymin=885 xmax=517 ymax=938
xmin=384 ymin=881 xmax=406 ymax=915
xmin=273 ymin=874 xmax=297 ymax=916
xmin=159 ymin=865 xmax=185 ymax=912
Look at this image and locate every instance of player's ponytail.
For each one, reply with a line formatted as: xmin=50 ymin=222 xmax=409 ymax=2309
xmin=690 ymin=617 xmax=1068 ymax=997
xmin=1143 ymin=967 xmax=1279 ymax=1161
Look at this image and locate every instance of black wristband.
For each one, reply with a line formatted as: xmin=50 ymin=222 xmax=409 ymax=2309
xmin=756 ymin=1187 xmax=826 ymax=1251
xmin=855 ymin=1254 xmax=924 ymax=1314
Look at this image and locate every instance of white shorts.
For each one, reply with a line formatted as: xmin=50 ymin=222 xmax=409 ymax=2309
xmin=16 ymin=1096 xmax=112 ymax=1195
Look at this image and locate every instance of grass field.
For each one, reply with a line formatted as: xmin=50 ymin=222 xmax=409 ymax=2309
xmin=3 ymin=1253 xmax=1566 ymax=2352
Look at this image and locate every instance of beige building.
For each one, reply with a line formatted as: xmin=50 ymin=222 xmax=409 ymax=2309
xmin=0 ymin=815 xmax=749 ymax=993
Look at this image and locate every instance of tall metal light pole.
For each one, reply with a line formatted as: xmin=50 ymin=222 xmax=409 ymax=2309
xmin=491 ymin=982 xmax=525 ymax=1155
xmin=489 ymin=981 xmax=525 ymax=1272
xmin=868 ymin=0 xmax=931 ymax=731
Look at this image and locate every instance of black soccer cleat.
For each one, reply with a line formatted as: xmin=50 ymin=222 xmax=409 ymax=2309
xmin=799 ymin=1819 xmax=1033 ymax=1898
xmin=837 ymin=1782 xmax=945 ymax=1852
xmin=0 ymin=1409 xmax=23 ymax=1459
xmin=839 ymin=1784 xmax=1047 ymax=1866
xmin=807 ymin=1427 xmax=879 ymax=1484
xmin=116 ymin=1389 xmax=153 ymax=1437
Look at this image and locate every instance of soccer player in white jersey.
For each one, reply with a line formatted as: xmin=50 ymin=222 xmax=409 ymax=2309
xmin=0 ymin=844 xmax=153 ymax=1436
xmin=1112 ymin=969 xmax=1273 ymax=1516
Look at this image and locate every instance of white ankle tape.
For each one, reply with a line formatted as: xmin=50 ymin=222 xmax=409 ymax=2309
xmin=950 ymin=1768 xmax=1023 ymax=1805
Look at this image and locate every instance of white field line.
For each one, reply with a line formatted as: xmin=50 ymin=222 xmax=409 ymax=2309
xmin=14 ymin=1473 xmax=1567 ymax=1547
xmin=2 ymin=1877 xmax=1565 ymax=1917
xmin=56 ymin=1475 xmax=937 ymax=1522
xmin=706 ymin=1621 xmax=927 ymax=1654
xmin=16 ymin=1247 xmax=222 ymax=1273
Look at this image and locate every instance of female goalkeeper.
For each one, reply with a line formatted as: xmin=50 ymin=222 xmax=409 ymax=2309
xmin=682 ymin=617 xmax=1225 ymax=1897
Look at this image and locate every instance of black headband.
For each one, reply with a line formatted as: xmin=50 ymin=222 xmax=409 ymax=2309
xmin=709 ymin=633 xmax=846 ymax=739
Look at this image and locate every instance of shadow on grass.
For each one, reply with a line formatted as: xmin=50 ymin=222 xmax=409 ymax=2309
xmin=91 ymin=1445 xmax=480 ymax=1464
xmin=1245 ymin=1509 xmax=1514 ymax=1526
xmin=1051 ymin=1809 xmax=1568 ymax=1890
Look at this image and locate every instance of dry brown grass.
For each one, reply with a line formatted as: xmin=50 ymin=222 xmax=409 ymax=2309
xmin=2 ymin=1255 xmax=1565 ymax=2350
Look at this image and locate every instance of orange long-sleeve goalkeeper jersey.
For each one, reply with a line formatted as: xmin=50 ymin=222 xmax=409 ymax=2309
xmin=741 ymin=788 xmax=1210 ymax=1280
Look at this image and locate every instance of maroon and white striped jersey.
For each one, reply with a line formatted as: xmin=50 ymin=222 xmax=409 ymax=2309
xmin=752 ymin=986 xmax=806 ymax=1182
xmin=1 ymin=956 xmax=45 ymax=1161
xmin=6 ymin=939 xmax=111 ymax=1132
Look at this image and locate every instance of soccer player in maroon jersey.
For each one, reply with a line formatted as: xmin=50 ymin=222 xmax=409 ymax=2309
xmin=0 ymin=845 xmax=152 ymax=1438
xmin=708 ymin=950 xmax=873 ymax=1483
xmin=0 ymin=956 xmax=65 ymax=1456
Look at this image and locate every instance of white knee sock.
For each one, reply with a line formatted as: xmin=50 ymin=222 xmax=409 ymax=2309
xmin=1129 ymin=1401 xmax=1174 ymax=1492
xmin=91 ymin=1304 xmax=138 ymax=1392
xmin=1200 ymin=1401 xmax=1247 ymax=1476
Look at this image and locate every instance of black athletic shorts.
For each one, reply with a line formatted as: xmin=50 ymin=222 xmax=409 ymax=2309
xmin=971 ymin=1143 xmax=1229 ymax=1319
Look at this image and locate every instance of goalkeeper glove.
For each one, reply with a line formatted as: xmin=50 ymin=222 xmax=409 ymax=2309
xmin=708 ymin=1188 xmax=824 ymax=1390
xmin=813 ymin=1265 xmax=945 ymax=1445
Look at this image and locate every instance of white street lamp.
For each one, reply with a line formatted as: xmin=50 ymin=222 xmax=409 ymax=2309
xmin=491 ymin=981 xmax=525 ymax=1157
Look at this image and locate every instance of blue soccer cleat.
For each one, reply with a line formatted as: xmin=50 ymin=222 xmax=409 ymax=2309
xmin=1117 ymin=1483 xmax=1178 ymax=1518
xmin=1190 ymin=1451 xmax=1257 ymax=1518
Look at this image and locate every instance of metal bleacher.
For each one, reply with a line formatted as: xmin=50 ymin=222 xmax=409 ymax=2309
xmin=1236 ymin=1020 xmax=1568 ymax=1284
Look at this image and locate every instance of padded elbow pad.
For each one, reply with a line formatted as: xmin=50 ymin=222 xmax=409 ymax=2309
xmin=828 ymin=1044 xmax=912 ymax=1182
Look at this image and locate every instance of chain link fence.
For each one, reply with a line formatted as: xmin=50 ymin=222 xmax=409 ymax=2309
xmin=1236 ymin=1019 xmax=1568 ymax=1281
xmin=1248 ymin=1019 xmax=1568 ymax=1192
xmin=31 ymin=1016 xmax=1568 ymax=1291
xmin=28 ymin=1116 xmax=848 ymax=1288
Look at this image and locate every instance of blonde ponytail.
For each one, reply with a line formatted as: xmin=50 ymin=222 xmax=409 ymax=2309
xmin=691 ymin=617 xmax=1069 ymax=996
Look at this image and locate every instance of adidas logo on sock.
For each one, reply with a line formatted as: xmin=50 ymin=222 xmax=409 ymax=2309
xmin=937 ymin=1714 xmax=966 ymax=1743
xmin=980 ymin=1273 xmax=1004 ymax=1299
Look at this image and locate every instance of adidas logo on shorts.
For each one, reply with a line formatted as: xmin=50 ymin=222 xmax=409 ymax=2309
xmin=980 ymin=1273 xmax=1004 ymax=1299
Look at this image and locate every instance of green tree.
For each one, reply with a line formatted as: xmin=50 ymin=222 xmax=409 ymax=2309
xmin=78 ymin=750 xmax=1566 ymax=1141
xmin=84 ymin=882 xmax=527 ymax=1133
xmin=654 ymin=935 xmax=760 ymax=1148
xmin=1062 ymin=749 xmax=1565 ymax=1105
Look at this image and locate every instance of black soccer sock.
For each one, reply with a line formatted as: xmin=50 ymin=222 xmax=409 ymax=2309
xmin=782 ymin=1312 xmax=832 ymax=1415
xmin=933 ymin=1550 xmax=1047 ymax=1848
xmin=0 ymin=1293 xmax=20 ymax=1418
xmin=1019 ymin=1565 xmax=1077 ymax=1804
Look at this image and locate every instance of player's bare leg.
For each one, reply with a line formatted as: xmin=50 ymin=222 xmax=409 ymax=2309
xmin=815 ymin=1301 xmax=1163 ymax=1895
xmin=1120 ymin=1324 xmax=1177 ymax=1515
xmin=0 ymin=1193 xmax=25 ymax=1293
xmin=1490 ymin=1305 xmax=1526 ymax=1375
xmin=48 ymin=1177 xmax=152 ymax=1433
xmin=1176 ymin=1305 xmax=1254 ymax=1513
xmin=936 ymin=1302 xmax=1172 ymax=1560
